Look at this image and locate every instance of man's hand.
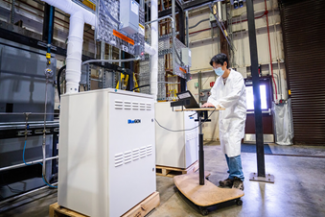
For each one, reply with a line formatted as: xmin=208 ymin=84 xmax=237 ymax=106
xmin=202 ymin=102 xmax=215 ymax=108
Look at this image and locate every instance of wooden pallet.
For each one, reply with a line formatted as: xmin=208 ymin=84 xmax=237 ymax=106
xmin=49 ymin=192 xmax=160 ymax=217
xmin=156 ymin=160 xmax=199 ymax=178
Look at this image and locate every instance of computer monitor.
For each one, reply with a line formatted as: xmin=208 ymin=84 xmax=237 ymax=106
xmin=176 ymin=91 xmax=200 ymax=109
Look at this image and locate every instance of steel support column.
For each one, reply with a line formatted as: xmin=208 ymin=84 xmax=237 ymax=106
xmin=246 ymin=0 xmax=265 ymax=178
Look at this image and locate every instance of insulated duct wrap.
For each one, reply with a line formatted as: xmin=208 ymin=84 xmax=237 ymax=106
xmin=65 ymin=12 xmax=85 ymax=92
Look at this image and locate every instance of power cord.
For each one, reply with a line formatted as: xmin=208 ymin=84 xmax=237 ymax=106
xmin=155 ymin=110 xmax=216 ymax=132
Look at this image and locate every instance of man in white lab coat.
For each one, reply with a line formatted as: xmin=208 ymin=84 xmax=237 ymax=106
xmin=203 ymin=53 xmax=246 ymax=190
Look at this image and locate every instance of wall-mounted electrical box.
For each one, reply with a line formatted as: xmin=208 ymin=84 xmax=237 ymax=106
xmin=181 ymin=48 xmax=192 ymax=67
xmin=120 ymin=0 xmax=140 ymax=35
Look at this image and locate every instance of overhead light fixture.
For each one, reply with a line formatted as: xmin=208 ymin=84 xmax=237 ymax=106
xmin=233 ymin=0 xmax=239 ymax=9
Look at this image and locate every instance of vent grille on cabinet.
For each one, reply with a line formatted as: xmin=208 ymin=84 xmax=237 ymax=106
xmin=124 ymin=151 xmax=132 ymax=164
xmin=114 ymin=100 xmax=123 ymax=110
xmin=146 ymin=145 xmax=152 ymax=156
xmin=114 ymin=153 xmax=123 ymax=167
xmin=140 ymin=103 xmax=146 ymax=111
xmin=132 ymin=102 xmax=139 ymax=110
xmin=132 ymin=148 xmax=140 ymax=161
xmin=124 ymin=101 xmax=131 ymax=110
xmin=146 ymin=103 xmax=152 ymax=111
xmin=140 ymin=146 xmax=146 ymax=158
xmin=114 ymin=145 xmax=153 ymax=167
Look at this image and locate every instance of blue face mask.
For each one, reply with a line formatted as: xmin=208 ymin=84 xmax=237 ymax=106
xmin=214 ymin=67 xmax=225 ymax=76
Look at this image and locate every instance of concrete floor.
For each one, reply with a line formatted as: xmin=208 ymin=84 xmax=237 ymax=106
xmin=1 ymin=143 xmax=325 ymax=217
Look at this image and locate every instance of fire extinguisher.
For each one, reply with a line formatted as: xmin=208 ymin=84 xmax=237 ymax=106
xmin=258 ymin=64 xmax=261 ymax=75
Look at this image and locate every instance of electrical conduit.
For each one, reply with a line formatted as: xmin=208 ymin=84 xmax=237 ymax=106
xmin=264 ymin=0 xmax=278 ymax=101
xmin=150 ymin=0 xmax=158 ymax=100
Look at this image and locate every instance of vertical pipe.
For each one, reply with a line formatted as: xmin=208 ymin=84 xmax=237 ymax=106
xmin=11 ymin=0 xmax=15 ymax=24
xmin=177 ymin=2 xmax=187 ymax=92
xmin=47 ymin=6 xmax=54 ymax=54
xmin=172 ymin=0 xmax=177 ymax=93
xmin=264 ymin=0 xmax=278 ymax=101
xmin=246 ymin=0 xmax=265 ymax=177
xmin=198 ymin=71 xmax=202 ymax=103
xmin=150 ymin=0 xmax=158 ymax=99
xmin=186 ymin=10 xmax=189 ymax=47
xmin=108 ymin=45 xmax=113 ymax=64
xmin=65 ymin=11 xmax=85 ymax=93
xmin=217 ymin=1 xmax=222 ymax=21
xmin=100 ymin=41 xmax=105 ymax=66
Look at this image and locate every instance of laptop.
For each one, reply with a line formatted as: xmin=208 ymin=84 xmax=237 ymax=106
xmin=176 ymin=91 xmax=200 ymax=109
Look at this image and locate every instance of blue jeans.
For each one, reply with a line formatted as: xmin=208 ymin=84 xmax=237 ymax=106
xmin=225 ymin=154 xmax=244 ymax=181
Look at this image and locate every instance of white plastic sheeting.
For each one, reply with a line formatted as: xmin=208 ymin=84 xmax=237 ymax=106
xmin=273 ymin=99 xmax=294 ymax=145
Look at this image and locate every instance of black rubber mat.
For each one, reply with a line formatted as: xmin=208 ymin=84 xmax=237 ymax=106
xmin=241 ymin=143 xmax=272 ymax=154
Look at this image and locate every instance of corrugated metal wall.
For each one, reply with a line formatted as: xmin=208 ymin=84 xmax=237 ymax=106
xmin=279 ymin=0 xmax=325 ymax=145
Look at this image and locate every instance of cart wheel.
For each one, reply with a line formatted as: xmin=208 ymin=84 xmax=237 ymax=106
xmin=199 ymin=207 xmax=209 ymax=216
xmin=236 ymin=199 xmax=243 ymax=206
xmin=206 ymin=176 xmax=209 ymax=181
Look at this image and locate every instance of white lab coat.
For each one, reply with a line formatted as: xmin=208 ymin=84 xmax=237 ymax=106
xmin=207 ymin=69 xmax=246 ymax=157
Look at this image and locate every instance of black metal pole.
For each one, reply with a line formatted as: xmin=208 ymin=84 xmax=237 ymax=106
xmin=246 ymin=0 xmax=265 ymax=177
xmin=129 ymin=61 xmax=134 ymax=91
xmin=198 ymin=111 xmax=205 ymax=185
xmin=176 ymin=3 xmax=187 ymax=92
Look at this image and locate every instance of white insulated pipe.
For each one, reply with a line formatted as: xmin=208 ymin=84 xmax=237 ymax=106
xmin=65 ymin=11 xmax=85 ymax=92
xmin=41 ymin=0 xmax=96 ymax=24
xmin=41 ymin=0 xmax=96 ymax=93
xmin=145 ymin=43 xmax=156 ymax=56
xmin=217 ymin=1 xmax=222 ymax=21
xmin=150 ymin=0 xmax=158 ymax=100
xmin=43 ymin=0 xmax=159 ymax=96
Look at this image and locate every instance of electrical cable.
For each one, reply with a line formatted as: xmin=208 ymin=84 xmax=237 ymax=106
xmin=82 ymin=57 xmax=140 ymax=66
xmin=130 ymin=84 xmax=150 ymax=91
xmin=188 ymin=112 xmax=197 ymax=117
xmin=155 ymin=110 xmax=216 ymax=132
xmin=189 ymin=18 xmax=210 ymax=29
xmin=57 ymin=65 xmax=66 ymax=101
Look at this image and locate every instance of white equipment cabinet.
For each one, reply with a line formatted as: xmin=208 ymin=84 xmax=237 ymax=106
xmin=155 ymin=102 xmax=198 ymax=169
xmin=58 ymin=89 xmax=156 ymax=217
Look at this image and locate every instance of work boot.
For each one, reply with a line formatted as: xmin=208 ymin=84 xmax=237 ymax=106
xmin=232 ymin=177 xmax=244 ymax=191
xmin=219 ymin=178 xmax=233 ymax=188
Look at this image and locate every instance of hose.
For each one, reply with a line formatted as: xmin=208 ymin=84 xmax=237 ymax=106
xmin=41 ymin=75 xmax=57 ymax=189
xmin=22 ymin=114 xmax=57 ymax=189
xmin=57 ymin=65 xmax=66 ymax=101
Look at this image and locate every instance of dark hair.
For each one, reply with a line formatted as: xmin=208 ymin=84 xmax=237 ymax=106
xmin=209 ymin=53 xmax=229 ymax=68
